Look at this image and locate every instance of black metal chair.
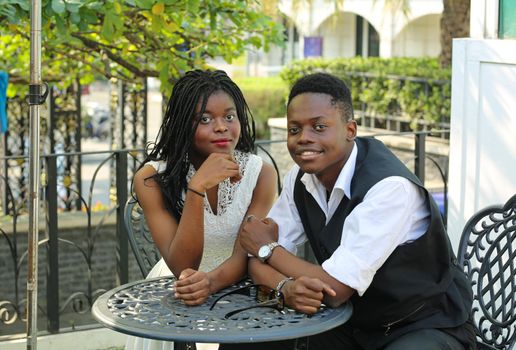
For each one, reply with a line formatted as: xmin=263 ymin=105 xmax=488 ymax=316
xmin=457 ymin=194 xmax=516 ymax=350
xmin=124 ymin=197 xmax=196 ymax=350
xmin=124 ymin=197 xmax=162 ymax=277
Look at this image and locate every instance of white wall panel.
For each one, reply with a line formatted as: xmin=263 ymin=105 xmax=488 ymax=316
xmin=448 ymin=39 xmax=516 ymax=248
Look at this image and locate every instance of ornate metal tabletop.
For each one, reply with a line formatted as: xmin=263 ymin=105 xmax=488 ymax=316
xmin=92 ymin=276 xmax=353 ymax=343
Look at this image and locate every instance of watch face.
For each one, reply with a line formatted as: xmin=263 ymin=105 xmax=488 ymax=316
xmin=258 ymin=245 xmax=271 ymax=259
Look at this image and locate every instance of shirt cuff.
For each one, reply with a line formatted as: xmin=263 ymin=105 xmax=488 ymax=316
xmin=321 ymin=246 xmax=375 ymax=296
xmin=277 ymin=236 xmax=298 ymax=256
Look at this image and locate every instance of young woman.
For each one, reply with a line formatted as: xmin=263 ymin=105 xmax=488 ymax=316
xmin=125 ymin=69 xmax=277 ymax=350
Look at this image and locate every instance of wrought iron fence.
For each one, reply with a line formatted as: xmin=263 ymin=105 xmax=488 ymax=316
xmin=0 ymin=131 xmax=449 ymax=339
xmin=0 ymin=79 xmax=148 ymax=218
xmin=346 ymin=72 xmax=451 ymax=136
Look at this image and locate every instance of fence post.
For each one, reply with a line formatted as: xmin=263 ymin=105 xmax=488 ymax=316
xmin=45 ymin=155 xmax=59 ymax=332
xmin=115 ymin=151 xmax=128 ymax=285
xmin=0 ymin=133 xmax=6 ymax=215
xmin=415 ymin=133 xmax=426 ymax=184
xmin=75 ymin=79 xmax=82 ymax=211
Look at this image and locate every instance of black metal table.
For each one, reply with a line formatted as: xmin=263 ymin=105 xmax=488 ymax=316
xmin=92 ymin=276 xmax=353 ymax=344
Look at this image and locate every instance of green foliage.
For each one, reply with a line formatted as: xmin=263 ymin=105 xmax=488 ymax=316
xmin=280 ymin=57 xmax=451 ymax=129
xmin=0 ymin=0 xmax=284 ymax=95
xmin=234 ymin=76 xmax=288 ymax=139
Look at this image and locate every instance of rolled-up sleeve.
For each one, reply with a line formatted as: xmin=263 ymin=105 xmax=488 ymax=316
xmin=322 ymin=177 xmax=428 ymax=296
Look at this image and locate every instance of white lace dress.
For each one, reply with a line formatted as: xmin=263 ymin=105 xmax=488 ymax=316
xmin=125 ymin=150 xmax=263 ymax=350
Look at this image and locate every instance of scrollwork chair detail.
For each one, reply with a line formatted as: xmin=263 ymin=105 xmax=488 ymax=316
xmin=457 ymin=194 xmax=516 ymax=350
xmin=124 ymin=198 xmax=162 ymax=278
xmin=124 ymin=198 xmax=196 ymax=350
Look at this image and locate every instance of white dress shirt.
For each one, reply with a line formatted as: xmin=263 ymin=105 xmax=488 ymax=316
xmin=269 ymin=142 xmax=430 ymax=296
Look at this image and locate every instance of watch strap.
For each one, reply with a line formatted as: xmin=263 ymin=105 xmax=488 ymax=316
xmin=268 ymin=241 xmax=280 ymax=251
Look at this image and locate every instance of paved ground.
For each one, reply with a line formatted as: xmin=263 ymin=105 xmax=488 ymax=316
xmin=98 ymin=343 xmax=219 ymax=349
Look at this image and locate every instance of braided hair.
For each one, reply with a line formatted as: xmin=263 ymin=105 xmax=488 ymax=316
xmin=143 ymin=69 xmax=255 ymax=219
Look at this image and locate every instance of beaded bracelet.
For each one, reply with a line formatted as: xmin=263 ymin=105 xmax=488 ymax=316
xmin=187 ymin=187 xmax=205 ymax=198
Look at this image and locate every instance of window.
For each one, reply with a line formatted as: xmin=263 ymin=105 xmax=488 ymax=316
xmin=499 ymin=0 xmax=516 ymax=38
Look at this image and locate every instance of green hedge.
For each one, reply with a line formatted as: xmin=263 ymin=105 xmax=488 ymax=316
xmin=234 ymin=77 xmax=288 ymax=139
xmin=280 ymin=57 xmax=451 ymax=130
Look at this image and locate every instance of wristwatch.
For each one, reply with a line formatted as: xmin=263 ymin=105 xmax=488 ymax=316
xmin=257 ymin=242 xmax=280 ymax=263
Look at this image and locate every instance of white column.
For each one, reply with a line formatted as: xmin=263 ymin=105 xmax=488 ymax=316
xmin=378 ymin=11 xmax=394 ymax=57
xmin=470 ymin=0 xmax=500 ymax=39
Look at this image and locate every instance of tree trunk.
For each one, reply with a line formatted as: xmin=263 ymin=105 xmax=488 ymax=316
xmin=440 ymin=0 xmax=470 ymax=67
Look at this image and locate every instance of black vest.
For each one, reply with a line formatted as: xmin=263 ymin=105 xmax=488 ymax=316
xmin=293 ymin=137 xmax=473 ymax=348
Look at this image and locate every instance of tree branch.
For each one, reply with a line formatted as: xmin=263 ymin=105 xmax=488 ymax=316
xmin=71 ymin=33 xmax=158 ymax=78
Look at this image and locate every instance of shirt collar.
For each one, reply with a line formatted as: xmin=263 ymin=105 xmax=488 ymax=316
xmin=300 ymin=141 xmax=357 ymax=198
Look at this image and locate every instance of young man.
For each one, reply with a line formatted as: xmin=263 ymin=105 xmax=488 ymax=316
xmin=238 ymin=73 xmax=475 ymax=349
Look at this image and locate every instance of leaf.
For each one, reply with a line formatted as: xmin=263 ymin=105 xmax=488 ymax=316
xmin=109 ymin=12 xmax=124 ymax=31
xmin=186 ymin=0 xmax=200 ymax=13
xmin=70 ymin=12 xmax=81 ymax=24
xmin=101 ymin=18 xmax=115 ymax=41
xmin=88 ymin=1 xmax=103 ymax=10
xmin=79 ymin=8 xmax=98 ymax=25
xmin=113 ymin=2 xmax=123 ymax=14
xmin=55 ymin=16 xmax=66 ymax=38
xmin=135 ymin=0 xmax=154 ymax=10
xmin=51 ymin=0 xmax=66 ymax=14
xmin=151 ymin=14 xmax=164 ymax=32
xmin=0 ymin=4 xmax=17 ymax=23
xmin=164 ymin=20 xmax=179 ymax=32
xmin=152 ymin=3 xmax=165 ymax=15
xmin=9 ymin=0 xmax=29 ymax=11
xmin=158 ymin=60 xmax=170 ymax=83
xmin=209 ymin=7 xmax=216 ymax=30
xmin=66 ymin=2 xmax=81 ymax=13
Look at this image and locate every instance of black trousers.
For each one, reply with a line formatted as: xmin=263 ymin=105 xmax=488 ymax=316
xmin=218 ymin=326 xmax=467 ymax=350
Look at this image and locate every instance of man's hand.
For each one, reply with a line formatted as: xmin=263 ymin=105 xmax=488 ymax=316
xmin=282 ymin=276 xmax=336 ymax=314
xmin=174 ymin=268 xmax=212 ymax=306
xmin=239 ymin=216 xmax=279 ymax=257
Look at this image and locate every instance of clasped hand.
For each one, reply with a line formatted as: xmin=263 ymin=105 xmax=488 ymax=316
xmin=239 ymin=217 xmax=336 ymax=315
xmin=282 ymin=276 xmax=336 ymax=315
xmin=174 ymin=268 xmax=212 ymax=306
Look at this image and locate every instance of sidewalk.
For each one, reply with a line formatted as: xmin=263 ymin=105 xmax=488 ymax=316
xmin=1 ymin=328 xmax=219 ymax=350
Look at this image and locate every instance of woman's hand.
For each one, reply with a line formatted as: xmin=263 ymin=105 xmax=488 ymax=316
xmin=188 ymin=153 xmax=241 ymax=192
xmin=174 ymin=268 xmax=212 ymax=306
xmin=282 ymin=276 xmax=336 ymax=314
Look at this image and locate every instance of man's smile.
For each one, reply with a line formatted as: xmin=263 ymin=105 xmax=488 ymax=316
xmin=295 ymin=149 xmax=323 ymax=161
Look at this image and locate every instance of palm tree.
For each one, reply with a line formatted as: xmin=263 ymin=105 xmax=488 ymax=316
xmin=439 ymin=0 xmax=470 ymax=67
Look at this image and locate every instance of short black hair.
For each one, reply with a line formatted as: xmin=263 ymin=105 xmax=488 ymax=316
xmin=287 ymin=72 xmax=354 ymax=121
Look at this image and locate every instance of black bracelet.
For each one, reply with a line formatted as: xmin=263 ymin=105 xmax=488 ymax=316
xmin=187 ymin=187 xmax=205 ymax=198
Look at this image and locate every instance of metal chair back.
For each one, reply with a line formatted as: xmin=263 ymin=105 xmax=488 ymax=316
xmin=124 ymin=197 xmax=161 ymax=278
xmin=457 ymin=194 xmax=516 ymax=350
xmin=124 ymin=197 xmax=196 ymax=350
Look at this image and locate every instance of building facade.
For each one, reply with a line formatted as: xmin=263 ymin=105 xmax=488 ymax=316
xmin=253 ymin=0 xmax=444 ymax=76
